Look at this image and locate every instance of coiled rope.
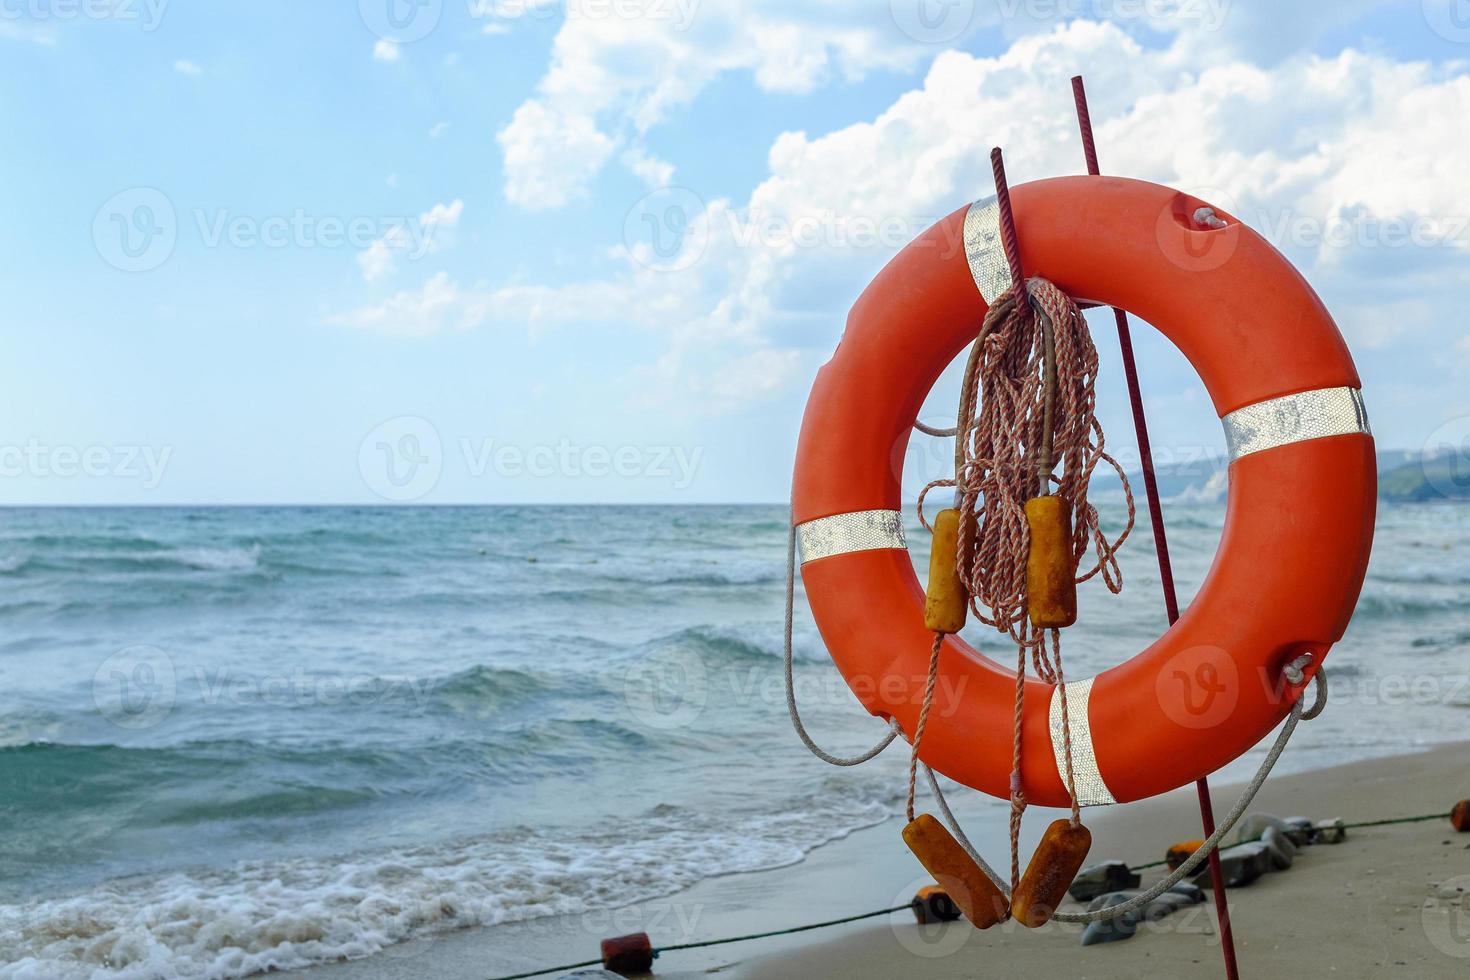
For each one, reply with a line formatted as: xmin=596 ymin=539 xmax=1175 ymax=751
xmin=918 ymin=278 xmax=1135 ymax=630
xmin=783 ymin=521 xmax=901 ymax=766
xmin=913 ymin=274 xmax=1136 ymax=883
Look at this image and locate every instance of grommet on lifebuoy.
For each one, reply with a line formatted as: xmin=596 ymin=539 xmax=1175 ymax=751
xmin=792 ymin=175 xmax=1376 ymax=808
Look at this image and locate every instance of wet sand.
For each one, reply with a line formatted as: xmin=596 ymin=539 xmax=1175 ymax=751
xmin=285 ymin=743 xmax=1470 ymax=980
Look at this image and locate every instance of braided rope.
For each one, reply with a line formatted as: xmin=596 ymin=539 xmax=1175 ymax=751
xmin=922 ymin=276 xmax=1137 ymax=880
xmin=916 ymin=662 xmax=1329 ymax=926
xmin=783 ymin=520 xmax=901 ymax=766
xmin=1051 ymin=664 xmax=1327 ymax=923
xmin=1007 ymin=633 xmax=1028 ymax=889
xmin=906 ymin=632 xmax=946 ymax=823
xmin=921 ymin=278 xmax=1136 ymax=640
xmin=1050 ymin=629 xmax=1082 ymax=828
xmin=913 ymin=419 xmax=958 ymax=438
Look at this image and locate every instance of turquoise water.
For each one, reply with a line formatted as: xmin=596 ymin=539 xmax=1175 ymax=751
xmin=0 ymin=503 xmax=1466 ymax=978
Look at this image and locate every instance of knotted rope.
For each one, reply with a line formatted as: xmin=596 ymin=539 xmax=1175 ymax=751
xmin=920 ymin=276 xmax=1136 ymax=885
xmin=905 ymin=632 xmax=945 ymax=824
xmin=919 ymin=278 xmax=1135 ymax=635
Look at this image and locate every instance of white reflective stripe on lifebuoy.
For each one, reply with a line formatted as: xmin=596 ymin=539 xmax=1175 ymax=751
xmin=796 ymin=510 xmax=907 ymax=564
xmin=1048 ymin=677 xmax=1117 ymax=807
xmin=1222 ymin=386 xmax=1370 ymax=462
xmin=963 ymin=196 xmax=1011 ymax=304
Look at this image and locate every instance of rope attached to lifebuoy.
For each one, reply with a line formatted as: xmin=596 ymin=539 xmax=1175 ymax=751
xmin=914 ymin=269 xmax=1136 ymax=886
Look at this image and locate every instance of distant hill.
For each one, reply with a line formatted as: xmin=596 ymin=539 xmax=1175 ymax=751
xmin=1089 ymin=448 xmax=1469 ymax=503
xmin=1089 ymin=454 xmax=1230 ymax=503
xmin=1377 ymin=452 xmax=1470 ymax=501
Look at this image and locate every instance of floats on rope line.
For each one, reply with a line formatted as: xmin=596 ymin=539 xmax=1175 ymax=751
xmin=492 ymin=805 xmax=1467 ymax=978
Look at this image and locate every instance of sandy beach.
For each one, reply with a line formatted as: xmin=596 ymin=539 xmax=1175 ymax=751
xmin=282 ymin=742 xmax=1470 ymax=980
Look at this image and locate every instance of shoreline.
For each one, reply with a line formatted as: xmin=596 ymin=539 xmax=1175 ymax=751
xmin=283 ymin=741 xmax=1470 ymax=979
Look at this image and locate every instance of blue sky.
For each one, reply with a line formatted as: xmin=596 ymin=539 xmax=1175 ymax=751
xmin=1 ymin=0 xmax=1467 ymax=504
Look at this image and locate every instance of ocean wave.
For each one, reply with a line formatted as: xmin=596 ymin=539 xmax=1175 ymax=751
xmin=0 ymin=532 xmax=167 ymax=551
xmin=0 ymin=741 xmax=394 ymax=819
xmin=1352 ymin=589 xmax=1470 ymax=619
xmin=159 ymin=546 xmax=261 ymax=572
xmin=640 ymin=624 xmax=811 ymax=665
xmin=1409 ymin=630 xmax=1470 ymax=651
xmin=0 ymin=785 xmax=898 ymax=980
xmin=0 ymin=545 xmax=262 ymax=578
xmin=2 ymin=502 xmax=1466 ymax=980
xmin=588 ymin=566 xmax=782 ymax=587
xmin=0 ymin=714 xmax=658 ymax=832
xmin=538 ymin=587 xmax=645 ymax=606
xmin=428 ymin=664 xmax=563 ymax=705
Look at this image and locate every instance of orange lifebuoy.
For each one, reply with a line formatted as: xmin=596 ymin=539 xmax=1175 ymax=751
xmin=792 ymin=176 xmax=1375 ymax=808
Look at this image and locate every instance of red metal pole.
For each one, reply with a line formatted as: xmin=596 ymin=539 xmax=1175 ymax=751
xmin=1069 ymin=74 xmax=1242 ymax=980
xmin=989 ymin=147 xmax=1026 ymax=283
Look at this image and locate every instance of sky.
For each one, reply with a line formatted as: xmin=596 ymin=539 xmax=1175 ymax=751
xmin=1 ymin=0 xmax=1467 ymax=504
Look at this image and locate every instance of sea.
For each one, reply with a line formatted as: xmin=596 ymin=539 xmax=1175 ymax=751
xmin=0 ymin=502 xmax=1466 ymax=978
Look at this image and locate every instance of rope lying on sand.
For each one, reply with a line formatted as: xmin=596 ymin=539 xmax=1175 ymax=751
xmin=480 ymin=906 xmax=910 ymax=980
xmin=481 ymin=804 xmax=1457 ymax=980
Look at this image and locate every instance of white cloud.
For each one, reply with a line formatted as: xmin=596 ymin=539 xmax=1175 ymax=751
xmin=328 ymin=272 xmax=484 ymax=336
xmin=373 ymin=40 xmax=401 ymax=62
xmin=622 ymin=146 xmax=674 ymax=188
xmin=346 ymin=19 xmax=1470 ymax=424
xmin=429 ymin=121 xmax=451 ymax=140
xmin=498 ymin=100 xmax=617 ymax=209
xmin=491 ymin=0 xmax=1421 ymax=209
xmin=357 ymin=240 xmax=399 ymax=285
xmin=174 ymin=59 xmax=203 ymax=76
xmin=420 ymin=199 xmax=465 ymax=233
xmin=355 ymin=200 xmax=465 ymax=284
xmin=494 ymin=4 xmax=932 ymax=208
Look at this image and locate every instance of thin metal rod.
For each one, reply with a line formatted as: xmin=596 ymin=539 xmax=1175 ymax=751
xmin=989 ymin=147 xmax=1025 ymax=283
xmin=990 ymin=146 xmax=1056 ymax=495
xmin=1070 ymin=73 xmax=1242 ymax=980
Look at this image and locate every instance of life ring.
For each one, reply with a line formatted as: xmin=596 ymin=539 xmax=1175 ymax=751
xmin=792 ymin=175 xmax=1376 ymax=808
